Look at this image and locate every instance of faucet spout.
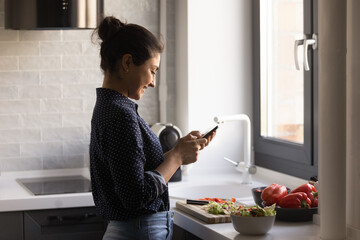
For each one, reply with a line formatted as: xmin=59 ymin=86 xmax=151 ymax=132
xmin=214 ymin=114 xmax=255 ymax=184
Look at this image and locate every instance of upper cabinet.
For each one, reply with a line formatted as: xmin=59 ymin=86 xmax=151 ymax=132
xmin=5 ymin=0 xmax=103 ymax=30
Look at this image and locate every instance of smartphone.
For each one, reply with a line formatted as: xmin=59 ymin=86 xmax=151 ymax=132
xmin=202 ymin=125 xmax=218 ymax=139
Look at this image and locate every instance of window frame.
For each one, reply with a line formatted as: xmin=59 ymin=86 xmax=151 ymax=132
xmin=252 ymin=0 xmax=318 ymax=180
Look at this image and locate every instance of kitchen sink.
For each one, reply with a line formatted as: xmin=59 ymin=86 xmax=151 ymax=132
xmin=16 ymin=175 xmax=91 ymax=196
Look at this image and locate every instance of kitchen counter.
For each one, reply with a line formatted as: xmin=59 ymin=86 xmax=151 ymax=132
xmin=168 ymin=167 xmax=320 ymax=240
xmin=0 ymin=168 xmax=94 ymax=212
xmin=175 ymin=210 xmax=319 ymax=240
xmin=0 ymin=166 xmax=320 ymax=239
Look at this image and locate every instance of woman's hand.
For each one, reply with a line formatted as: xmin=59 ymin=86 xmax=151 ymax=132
xmin=201 ymin=129 xmax=217 ymax=148
xmin=158 ymin=130 xmax=216 ymax=183
xmin=173 ymin=131 xmax=207 ymax=165
xmin=174 ymin=130 xmax=216 ymax=165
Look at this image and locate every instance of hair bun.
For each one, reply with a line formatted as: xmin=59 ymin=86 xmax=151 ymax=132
xmin=97 ymin=16 xmax=126 ymax=42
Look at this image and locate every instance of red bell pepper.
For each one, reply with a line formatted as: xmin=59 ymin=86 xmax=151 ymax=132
xmin=290 ymin=183 xmax=318 ymax=207
xmin=312 ymin=197 xmax=318 ymax=207
xmin=261 ymin=183 xmax=288 ymax=206
xmin=279 ymin=192 xmax=311 ymax=209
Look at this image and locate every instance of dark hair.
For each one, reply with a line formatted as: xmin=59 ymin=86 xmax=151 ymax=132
xmin=93 ymin=16 xmax=164 ymax=74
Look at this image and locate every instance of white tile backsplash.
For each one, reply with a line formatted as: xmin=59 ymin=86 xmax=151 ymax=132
xmin=42 ymin=127 xmax=85 ymax=141
xmin=19 ymin=85 xmax=62 ymax=99
xmin=62 ymin=113 xmax=92 ymax=127
xmin=0 ymin=29 xmax=18 ymax=41
xmin=40 ymin=99 xmax=83 ymax=113
xmin=62 ymin=30 xmax=94 ymax=41
xmin=20 ymin=142 xmax=62 ymax=157
xmin=0 ymin=42 xmax=39 ymax=56
xmin=0 ymin=0 xmax=176 ymax=171
xmin=0 ymin=86 xmax=17 ymax=99
xmin=82 ymin=41 xmax=100 ymax=55
xmin=19 ymin=30 xmax=61 ymax=41
xmin=42 ymin=155 xmax=86 ymax=169
xmin=0 ymin=129 xmax=41 ymax=143
xmin=63 ymin=141 xmax=90 ymax=155
xmin=0 ymin=100 xmax=40 ymax=114
xmin=61 ymin=55 xmax=99 ymax=69
xmin=19 ymin=114 xmax=62 ymax=128
xmin=0 ymin=56 xmax=18 ymax=70
xmin=0 ymin=115 xmax=20 ymax=129
xmin=0 ymin=157 xmax=42 ymax=171
xmin=0 ymin=144 xmax=20 ymax=158
xmin=40 ymin=42 xmax=83 ymax=56
xmin=0 ymin=71 xmax=39 ymax=85
xmin=63 ymin=83 xmax=98 ymax=98
xmin=19 ymin=56 xmax=61 ymax=70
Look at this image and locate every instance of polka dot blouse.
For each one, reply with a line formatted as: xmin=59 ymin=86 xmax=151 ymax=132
xmin=90 ymin=88 xmax=169 ymax=221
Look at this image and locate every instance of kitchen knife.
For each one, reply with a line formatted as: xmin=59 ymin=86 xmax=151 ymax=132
xmin=186 ymin=199 xmax=209 ymax=205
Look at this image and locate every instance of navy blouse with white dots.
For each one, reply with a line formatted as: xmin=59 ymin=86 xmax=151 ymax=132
xmin=90 ymin=88 xmax=169 ymax=221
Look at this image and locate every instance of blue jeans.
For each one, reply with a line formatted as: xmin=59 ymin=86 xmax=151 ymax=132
xmin=102 ymin=211 xmax=174 ymax=240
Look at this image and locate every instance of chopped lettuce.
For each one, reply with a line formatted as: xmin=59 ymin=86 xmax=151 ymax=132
xmin=203 ymin=201 xmax=276 ymax=217
xmin=203 ymin=201 xmax=239 ymax=215
xmin=231 ymin=204 xmax=276 ymax=217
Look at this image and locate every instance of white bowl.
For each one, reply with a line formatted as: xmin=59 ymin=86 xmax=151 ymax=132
xmin=230 ymin=214 xmax=275 ymax=235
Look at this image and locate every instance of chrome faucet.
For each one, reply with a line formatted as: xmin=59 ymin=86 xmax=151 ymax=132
xmin=214 ymin=114 xmax=256 ymax=184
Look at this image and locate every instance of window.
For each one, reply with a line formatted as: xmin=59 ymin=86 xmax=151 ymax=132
xmin=253 ymin=0 xmax=318 ymax=179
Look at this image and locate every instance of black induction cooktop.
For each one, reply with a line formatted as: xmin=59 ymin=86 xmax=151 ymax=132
xmin=16 ymin=175 xmax=91 ymax=196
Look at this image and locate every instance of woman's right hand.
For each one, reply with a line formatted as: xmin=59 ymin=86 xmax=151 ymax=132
xmin=173 ymin=131 xmax=207 ymax=165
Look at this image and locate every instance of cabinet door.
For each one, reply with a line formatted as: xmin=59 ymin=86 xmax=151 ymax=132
xmin=24 ymin=207 xmax=106 ymax=240
xmin=0 ymin=211 xmax=24 ymax=240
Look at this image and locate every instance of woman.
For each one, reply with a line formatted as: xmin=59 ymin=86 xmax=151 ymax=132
xmin=90 ymin=16 xmax=216 ymax=240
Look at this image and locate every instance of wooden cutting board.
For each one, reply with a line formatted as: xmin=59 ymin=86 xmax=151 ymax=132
xmin=175 ymin=200 xmax=231 ymax=224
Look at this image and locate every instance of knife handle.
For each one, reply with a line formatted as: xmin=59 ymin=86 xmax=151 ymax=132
xmin=186 ymin=199 xmax=209 ymax=205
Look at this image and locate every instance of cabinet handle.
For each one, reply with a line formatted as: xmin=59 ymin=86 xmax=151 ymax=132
xmin=303 ymin=34 xmax=318 ymax=71
xmin=294 ymin=39 xmax=304 ymax=70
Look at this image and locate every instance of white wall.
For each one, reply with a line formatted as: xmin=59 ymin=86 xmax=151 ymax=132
xmin=176 ymin=0 xmax=253 ymax=173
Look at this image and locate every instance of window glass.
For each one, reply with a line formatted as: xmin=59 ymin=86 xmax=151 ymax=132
xmin=260 ymin=0 xmax=304 ymax=143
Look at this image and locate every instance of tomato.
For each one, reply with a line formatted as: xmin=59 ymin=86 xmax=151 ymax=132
xmin=198 ymin=197 xmax=232 ymax=204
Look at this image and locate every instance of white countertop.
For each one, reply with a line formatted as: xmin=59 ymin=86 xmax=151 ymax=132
xmin=168 ymin=166 xmax=320 ymax=240
xmin=0 ymin=166 xmax=320 ymax=239
xmin=175 ymin=210 xmax=319 ymax=240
